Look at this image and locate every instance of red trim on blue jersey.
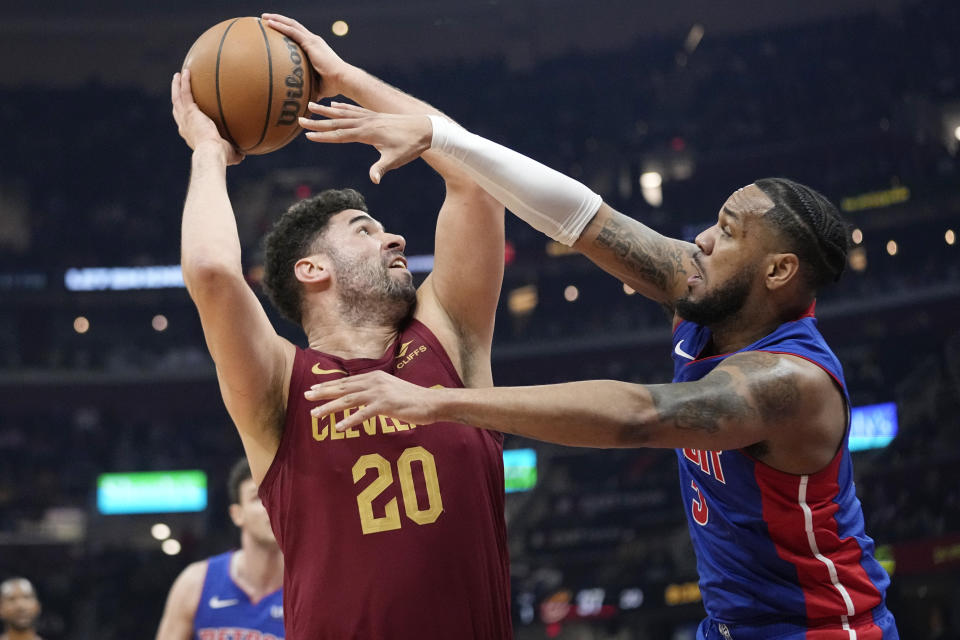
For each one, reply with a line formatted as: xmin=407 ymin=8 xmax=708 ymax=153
xmin=755 ymin=350 xmax=845 ymax=390
xmin=753 ymin=453 xmax=884 ymax=632
xmin=672 ymin=314 xmax=684 ymax=333
xmin=681 ymin=349 xmax=845 ymax=398
xmin=801 ymin=300 xmax=817 ymax=319
xmin=682 ymin=351 xmax=727 ymax=367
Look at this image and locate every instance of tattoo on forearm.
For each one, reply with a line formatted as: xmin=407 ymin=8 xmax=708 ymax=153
xmin=593 ymin=216 xmax=688 ymax=293
xmin=645 ymin=371 xmax=756 ymax=439
xmin=624 ymin=352 xmax=800 ymax=448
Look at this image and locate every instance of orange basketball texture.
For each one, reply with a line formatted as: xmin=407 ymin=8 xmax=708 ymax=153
xmin=182 ymin=17 xmax=316 ymax=155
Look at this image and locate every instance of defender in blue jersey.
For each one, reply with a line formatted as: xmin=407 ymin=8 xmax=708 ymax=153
xmin=156 ymin=459 xmax=283 ymax=640
xmin=295 ymin=113 xmax=899 ymax=639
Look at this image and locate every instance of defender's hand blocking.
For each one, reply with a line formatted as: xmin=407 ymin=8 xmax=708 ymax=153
xmin=300 ymin=102 xmax=433 ymax=183
xmin=261 ymin=13 xmax=349 ymax=100
xmin=305 ymin=371 xmax=442 ymax=432
xmin=171 ymin=70 xmax=244 ymax=165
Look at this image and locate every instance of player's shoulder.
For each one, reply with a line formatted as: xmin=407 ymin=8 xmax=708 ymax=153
xmin=709 ymin=349 xmax=842 ymax=426
xmin=171 ymin=559 xmax=211 ymax=598
xmin=720 ymin=349 xmax=828 ymax=383
xmin=158 ymin=557 xmax=211 ymax=626
xmin=182 ymin=558 xmax=212 ymax=579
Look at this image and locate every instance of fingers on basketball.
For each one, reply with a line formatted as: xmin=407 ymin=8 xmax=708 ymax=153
xmin=170 ymin=74 xmax=180 ymax=109
xmin=180 ymin=70 xmax=195 ymax=102
xmin=261 ymin=14 xmax=293 ymax=29
xmin=263 ymin=15 xmax=309 ymax=40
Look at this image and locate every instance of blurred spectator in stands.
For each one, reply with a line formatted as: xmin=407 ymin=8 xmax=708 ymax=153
xmin=0 ymin=578 xmax=43 ymax=640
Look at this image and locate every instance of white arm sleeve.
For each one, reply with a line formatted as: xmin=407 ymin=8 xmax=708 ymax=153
xmin=428 ymin=115 xmax=602 ymax=246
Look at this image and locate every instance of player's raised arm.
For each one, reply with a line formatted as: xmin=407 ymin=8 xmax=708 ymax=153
xmin=427 ymin=116 xmax=699 ymax=309
xmin=296 ymin=103 xmax=697 ymax=309
xmin=305 ymin=349 xmax=844 ymax=474
xmin=416 ymin=174 xmax=504 ymax=386
xmin=263 ymin=12 xmax=508 ymax=382
xmin=172 ymin=71 xmax=294 ymax=482
xmin=155 ymin=561 xmax=206 ymax=640
xmin=573 ymin=204 xmax=695 ymax=308
xmin=299 ymin=104 xmax=504 ymax=382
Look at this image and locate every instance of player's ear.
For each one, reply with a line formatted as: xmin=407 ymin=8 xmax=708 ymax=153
xmin=765 ymin=252 xmax=800 ymax=291
xmin=228 ymin=503 xmax=243 ymax=527
xmin=295 ymin=255 xmax=331 ymax=286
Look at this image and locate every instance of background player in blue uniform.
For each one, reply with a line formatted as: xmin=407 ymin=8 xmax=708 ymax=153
xmin=155 ymin=458 xmax=283 ymax=640
xmin=301 ymin=111 xmax=899 ymax=638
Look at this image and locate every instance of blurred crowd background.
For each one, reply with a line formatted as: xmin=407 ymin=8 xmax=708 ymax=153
xmin=1 ymin=0 xmax=958 ymax=637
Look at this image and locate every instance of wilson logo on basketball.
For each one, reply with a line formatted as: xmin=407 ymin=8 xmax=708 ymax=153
xmin=395 ymin=340 xmax=427 ymax=369
xmin=276 ymin=36 xmax=305 ymax=126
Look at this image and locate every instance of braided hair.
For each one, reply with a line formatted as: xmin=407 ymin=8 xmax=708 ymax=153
xmin=754 ymin=178 xmax=849 ymax=291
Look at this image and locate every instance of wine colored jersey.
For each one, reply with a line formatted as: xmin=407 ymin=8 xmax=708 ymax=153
xmin=193 ymin=551 xmax=284 ymax=640
xmin=671 ymin=311 xmax=898 ymax=639
xmin=260 ymin=319 xmax=512 ymax=640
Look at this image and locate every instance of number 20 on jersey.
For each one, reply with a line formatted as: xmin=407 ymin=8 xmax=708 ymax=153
xmin=353 ymin=446 xmax=444 ymax=535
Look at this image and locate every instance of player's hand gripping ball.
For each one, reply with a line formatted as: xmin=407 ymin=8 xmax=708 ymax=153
xmin=182 ymin=17 xmax=317 ymax=155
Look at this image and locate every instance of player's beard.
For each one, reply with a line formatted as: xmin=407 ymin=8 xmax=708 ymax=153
xmin=675 ymin=264 xmax=754 ymax=327
xmin=329 ymin=247 xmax=417 ymax=327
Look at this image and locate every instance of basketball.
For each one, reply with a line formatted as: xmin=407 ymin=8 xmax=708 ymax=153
xmin=182 ymin=17 xmax=316 ymax=155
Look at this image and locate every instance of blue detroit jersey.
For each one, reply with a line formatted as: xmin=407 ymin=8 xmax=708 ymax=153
xmin=193 ymin=551 xmax=284 ymax=640
xmin=671 ymin=310 xmax=897 ymax=638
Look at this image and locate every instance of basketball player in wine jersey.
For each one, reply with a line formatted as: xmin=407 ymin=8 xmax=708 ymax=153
xmin=300 ymin=110 xmax=899 ymax=639
xmin=170 ymin=13 xmax=511 ymax=640
xmin=155 ymin=459 xmax=284 ymax=640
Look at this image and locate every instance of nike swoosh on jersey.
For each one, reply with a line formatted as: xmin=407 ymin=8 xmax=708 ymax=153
xmin=312 ymin=364 xmax=347 ymax=375
xmin=674 ymin=339 xmax=696 ymax=360
xmin=208 ymin=596 xmax=239 ymax=609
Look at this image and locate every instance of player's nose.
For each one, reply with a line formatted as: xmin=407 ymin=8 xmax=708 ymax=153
xmin=695 ymin=228 xmax=714 ymax=254
xmin=382 ymin=232 xmax=406 ymax=253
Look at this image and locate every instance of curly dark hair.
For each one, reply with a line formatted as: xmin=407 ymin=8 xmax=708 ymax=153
xmin=227 ymin=457 xmax=252 ymax=506
xmin=754 ymin=177 xmax=849 ymax=291
xmin=262 ymin=188 xmax=369 ymax=324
